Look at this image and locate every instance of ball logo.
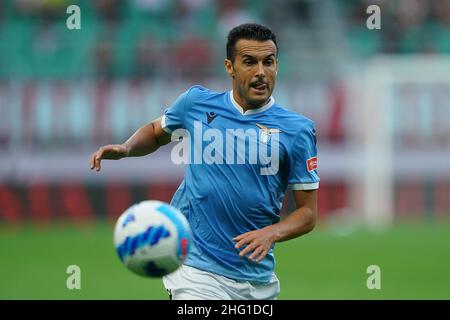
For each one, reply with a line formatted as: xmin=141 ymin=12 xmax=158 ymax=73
xmin=121 ymin=213 xmax=135 ymax=228
xmin=116 ymin=225 xmax=171 ymax=262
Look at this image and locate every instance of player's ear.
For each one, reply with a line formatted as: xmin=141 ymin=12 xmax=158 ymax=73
xmin=224 ymin=59 xmax=234 ymax=79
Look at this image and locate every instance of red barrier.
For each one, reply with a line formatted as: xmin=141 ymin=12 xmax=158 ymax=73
xmin=1 ymin=181 xmax=447 ymax=225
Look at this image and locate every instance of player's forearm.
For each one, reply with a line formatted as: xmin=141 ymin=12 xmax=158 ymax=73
xmin=123 ymin=122 xmax=165 ymax=157
xmin=271 ymin=207 xmax=316 ymax=242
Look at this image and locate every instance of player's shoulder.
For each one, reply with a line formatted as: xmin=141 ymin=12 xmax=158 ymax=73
xmin=185 ymin=85 xmax=223 ymax=100
xmin=272 ymin=103 xmax=316 ymax=134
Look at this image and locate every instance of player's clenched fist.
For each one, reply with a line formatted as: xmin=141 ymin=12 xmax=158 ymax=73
xmin=90 ymin=144 xmax=129 ymax=172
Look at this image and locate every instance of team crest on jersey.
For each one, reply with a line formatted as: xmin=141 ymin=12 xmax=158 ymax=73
xmin=256 ymin=124 xmax=282 ymax=144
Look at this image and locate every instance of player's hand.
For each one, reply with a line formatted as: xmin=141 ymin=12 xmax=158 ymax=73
xmin=233 ymin=227 xmax=277 ymax=263
xmin=90 ymin=144 xmax=129 ymax=172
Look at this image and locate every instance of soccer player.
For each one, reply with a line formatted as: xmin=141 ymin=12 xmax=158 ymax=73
xmin=90 ymin=23 xmax=319 ymax=300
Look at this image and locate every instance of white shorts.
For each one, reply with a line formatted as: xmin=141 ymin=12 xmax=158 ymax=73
xmin=162 ymin=265 xmax=280 ymax=300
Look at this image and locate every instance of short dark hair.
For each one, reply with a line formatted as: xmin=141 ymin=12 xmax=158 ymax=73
xmin=226 ymin=23 xmax=278 ymax=62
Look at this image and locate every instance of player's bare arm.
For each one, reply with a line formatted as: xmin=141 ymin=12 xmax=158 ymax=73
xmin=90 ymin=116 xmax=171 ymax=172
xmin=233 ymin=189 xmax=317 ymax=263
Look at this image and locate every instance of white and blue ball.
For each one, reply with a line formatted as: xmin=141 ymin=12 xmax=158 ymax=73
xmin=113 ymin=200 xmax=191 ymax=277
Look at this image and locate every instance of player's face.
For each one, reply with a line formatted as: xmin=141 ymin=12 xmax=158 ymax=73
xmin=225 ymin=39 xmax=278 ymax=110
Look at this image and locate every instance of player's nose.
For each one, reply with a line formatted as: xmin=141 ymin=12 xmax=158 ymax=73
xmin=255 ymin=61 xmax=265 ymax=77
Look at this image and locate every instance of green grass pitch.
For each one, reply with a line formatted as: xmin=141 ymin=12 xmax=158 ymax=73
xmin=1 ymin=221 xmax=449 ymax=299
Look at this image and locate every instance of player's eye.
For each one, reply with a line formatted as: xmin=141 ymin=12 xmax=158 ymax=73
xmin=264 ymin=59 xmax=274 ymax=66
xmin=243 ymin=59 xmax=254 ymax=66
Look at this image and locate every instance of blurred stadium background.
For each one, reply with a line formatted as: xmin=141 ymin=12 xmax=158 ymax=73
xmin=0 ymin=0 xmax=449 ymax=299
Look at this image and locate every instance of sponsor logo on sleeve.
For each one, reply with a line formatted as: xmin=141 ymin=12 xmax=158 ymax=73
xmin=307 ymin=156 xmax=318 ymax=172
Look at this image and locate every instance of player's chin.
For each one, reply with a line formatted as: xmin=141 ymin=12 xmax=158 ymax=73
xmin=248 ymin=88 xmax=270 ymax=103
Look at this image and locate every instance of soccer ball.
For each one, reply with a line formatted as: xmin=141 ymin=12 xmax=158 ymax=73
xmin=113 ymin=200 xmax=191 ymax=277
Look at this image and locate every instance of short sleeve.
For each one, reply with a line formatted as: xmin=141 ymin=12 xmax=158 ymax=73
xmin=287 ymin=122 xmax=320 ymax=190
xmin=160 ymin=88 xmax=192 ymax=134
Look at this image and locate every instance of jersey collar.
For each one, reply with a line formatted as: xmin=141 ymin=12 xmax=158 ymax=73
xmin=229 ymin=91 xmax=275 ymax=116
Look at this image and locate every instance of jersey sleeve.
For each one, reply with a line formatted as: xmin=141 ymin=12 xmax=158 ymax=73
xmin=160 ymin=87 xmax=193 ymax=133
xmin=287 ymin=122 xmax=320 ymax=190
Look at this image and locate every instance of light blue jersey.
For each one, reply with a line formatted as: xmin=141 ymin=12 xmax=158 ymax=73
xmin=161 ymin=85 xmax=319 ymax=283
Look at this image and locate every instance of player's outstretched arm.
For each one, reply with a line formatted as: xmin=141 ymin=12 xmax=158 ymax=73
xmin=234 ymin=189 xmax=317 ymax=262
xmin=90 ymin=116 xmax=171 ymax=172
